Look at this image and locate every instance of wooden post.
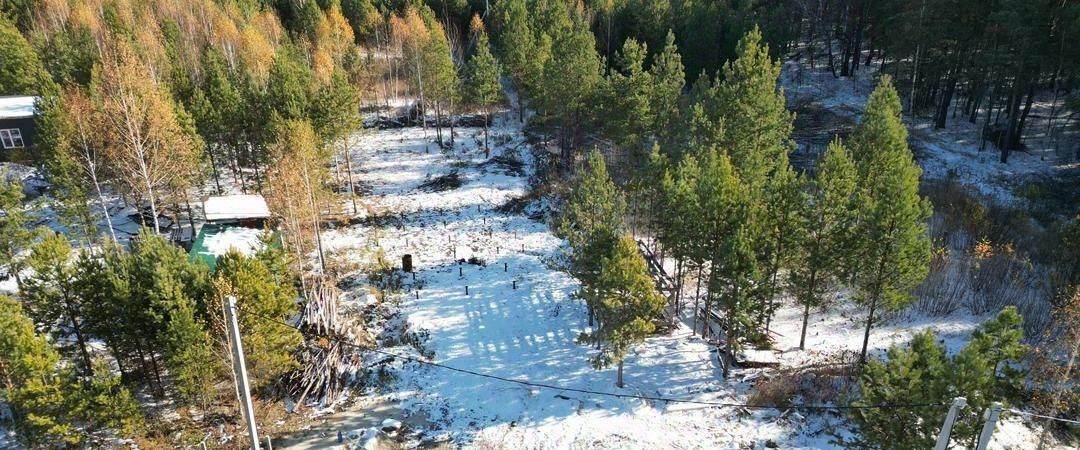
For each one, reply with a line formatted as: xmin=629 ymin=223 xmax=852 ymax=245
xmin=934 ymin=398 xmax=967 ymax=450
xmin=974 ymin=403 xmax=1003 ymax=450
xmin=512 ymin=280 xmax=516 ymax=289
xmin=465 ymin=286 xmax=469 ymax=295
xmin=225 ymin=297 xmax=261 ymax=450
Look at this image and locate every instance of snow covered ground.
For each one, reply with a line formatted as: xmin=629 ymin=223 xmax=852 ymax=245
xmin=315 ymin=122 xmax=829 ymax=448
xmin=781 ymin=59 xmax=1078 ymax=205
xmin=301 ymin=100 xmax=1074 ymax=448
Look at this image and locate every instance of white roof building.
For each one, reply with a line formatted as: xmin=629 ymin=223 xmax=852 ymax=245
xmin=0 ymin=96 xmax=38 ymax=119
xmin=203 ymin=194 xmax=271 ymax=222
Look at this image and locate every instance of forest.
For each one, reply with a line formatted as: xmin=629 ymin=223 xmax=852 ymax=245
xmin=0 ymin=0 xmax=1077 ymax=448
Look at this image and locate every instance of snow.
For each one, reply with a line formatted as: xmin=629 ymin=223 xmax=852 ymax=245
xmin=318 ymin=119 xmax=843 ymax=449
xmin=780 ymin=58 xmax=1076 ymax=206
xmin=203 ymin=194 xmax=271 ymax=222
xmin=197 ymin=225 xmax=263 ymax=256
xmin=306 ymin=95 xmax=1074 ymax=448
xmin=0 ymin=96 xmax=36 ymax=119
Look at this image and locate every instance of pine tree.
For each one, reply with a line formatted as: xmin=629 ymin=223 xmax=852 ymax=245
xmin=0 ymin=171 xmax=35 ymax=285
xmin=464 ymin=31 xmax=503 ymax=156
xmin=650 ymin=30 xmax=685 ymax=150
xmin=421 ymin=22 xmax=459 ymax=147
xmin=266 ymin=44 xmax=315 ymax=121
xmin=0 ymin=15 xmax=57 ymax=96
xmin=850 ymin=77 xmax=933 ymax=364
xmin=603 ymin=37 xmax=654 ymax=152
xmin=696 ymin=149 xmax=758 ymax=377
xmin=789 ymin=139 xmax=858 ymax=350
xmin=80 ymin=358 xmax=144 ymax=439
xmin=0 ymin=295 xmax=82 ymax=447
xmin=757 ymin=155 xmax=803 ymax=334
xmin=120 ymin=231 xmax=184 ymax=394
xmin=75 ymin=242 xmax=141 ymax=379
xmin=18 ymin=232 xmax=94 ymax=374
xmin=851 ymin=329 xmax=949 ymax=450
xmin=160 ymin=285 xmax=218 ymax=407
xmin=538 ymin=8 xmax=602 ymax=154
xmin=581 ymin=234 xmax=665 ymax=388
xmin=312 ymin=68 xmax=363 ymax=214
xmin=711 ymin=26 xmax=794 ymax=185
xmin=949 ymin=307 xmax=1027 ymax=446
xmin=214 ymin=250 xmax=302 ymax=390
xmin=492 ymin=0 xmax=544 ymax=121
xmin=852 ymin=308 xmax=1027 ymax=448
xmin=559 ymin=149 xmax=626 ymax=326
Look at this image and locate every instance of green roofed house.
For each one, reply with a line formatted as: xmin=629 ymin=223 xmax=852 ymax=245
xmin=189 ymin=194 xmax=272 ymax=269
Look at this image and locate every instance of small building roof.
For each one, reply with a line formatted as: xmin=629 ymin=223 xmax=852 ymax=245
xmin=203 ymin=194 xmax=271 ymax=222
xmin=0 ymin=96 xmax=38 ymax=119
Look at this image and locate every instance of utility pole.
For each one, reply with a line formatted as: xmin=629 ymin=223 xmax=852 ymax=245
xmin=974 ymin=402 xmax=1003 ymax=450
xmin=934 ymin=397 xmax=967 ymax=450
xmin=225 ymin=296 xmax=261 ymax=450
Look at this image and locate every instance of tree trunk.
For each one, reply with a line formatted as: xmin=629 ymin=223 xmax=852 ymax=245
xmin=64 ymin=293 xmax=93 ymax=375
xmin=693 ymin=265 xmax=702 ymax=332
xmin=799 ymin=302 xmax=811 ymax=350
xmin=859 ymin=297 xmax=877 ymax=364
xmin=344 ymin=140 xmax=358 ymax=215
xmin=483 ymin=112 xmax=490 ymax=158
xmin=208 ymin=143 xmax=222 ymax=194
xmin=616 ymin=360 xmax=624 ymax=388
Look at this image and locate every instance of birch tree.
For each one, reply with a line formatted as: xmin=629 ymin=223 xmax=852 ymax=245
xmin=98 ymin=39 xmax=200 ymax=234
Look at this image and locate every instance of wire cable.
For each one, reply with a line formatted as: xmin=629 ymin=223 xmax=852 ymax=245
xmin=248 ymin=311 xmax=944 ymax=411
xmin=1006 ymin=409 xmax=1080 ymax=425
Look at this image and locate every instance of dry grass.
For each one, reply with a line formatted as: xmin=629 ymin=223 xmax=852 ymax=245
xmin=915 ymin=178 xmax=1075 ymax=336
xmin=749 ymin=356 xmax=860 ymax=408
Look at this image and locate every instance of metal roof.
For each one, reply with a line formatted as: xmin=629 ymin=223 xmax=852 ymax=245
xmin=0 ymin=96 xmax=38 ymax=119
xmin=203 ymin=194 xmax=271 ymax=222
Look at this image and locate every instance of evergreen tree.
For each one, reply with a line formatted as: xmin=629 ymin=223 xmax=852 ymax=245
xmin=853 ymin=308 xmax=1027 ymax=448
xmin=850 ymin=77 xmax=933 ymax=364
xmin=756 ymin=155 xmax=803 ymax=333
xmin=559 ymin=149 xmax=625 ymax=326
xmin=696 ymin=148 xmax=758 ymax=377
xmin=581 ymin=234 xmax=665 ymax=388
xmin=18 ymin=232 xmax=94 ymax=374
xmin=0 ymin=171 xmax=35 ymax=285
xmin=214 ymin=250 xmax=302 ymax=390
xmin=789 ymin=139 xmax=858 ymax=350
xmin=312 ymin=68 xmax=363 ymax=214
xmin=75 ymin=242 xmax=140 ymax=379
xmin=341 ymin=0 xmax=380 ymax=43
xmin=558 ymin=149 xmax=626 ymax=258
xmin=80 ymin=358 xmax=144 ymax=439
xmin=420 ymin=23 xmax=459 ymax=146
xmin=603 ymin=37 xmax=654 ymax=152
xmin=0 ymin=295 xmax=82 ymax=447
xmin=127 ymin=230 xmax=213 ymax=395
xmin=710 ymin=26 xmax=794 ymax=185
xmin=160 ymin=284 xmax=218 ymax=407
xmin=851 ymin=329 xmax=949 ymax=450
xmin=538 ymin=8 xmax=603 ymax=154
xmin=464 ymin=31 xmax=503 ymax=155
xmin=949 ymin=307 xmax=1028 ymax=446
xmin=650 ymin=30 xmax=685 ymax=150
xmin=0 ymin=15 xmax=56 ymax=96
xmin=266 ymin=44 xmax=315 ymax=121
xmin=492 ymin=0 xmax=544 ymax=121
